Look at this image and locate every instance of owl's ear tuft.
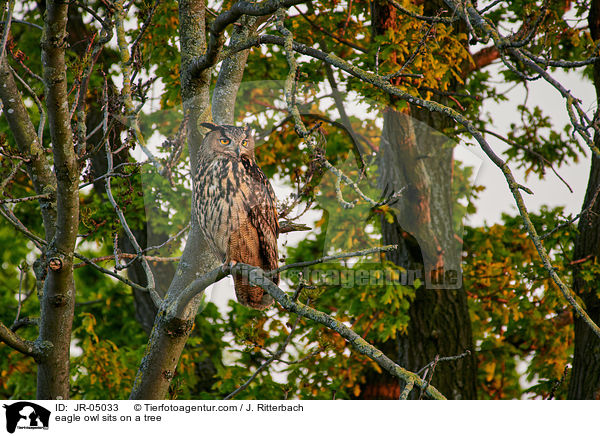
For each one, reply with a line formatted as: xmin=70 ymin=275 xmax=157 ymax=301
xmin=200 ymin=122 xmax=220 ymax=132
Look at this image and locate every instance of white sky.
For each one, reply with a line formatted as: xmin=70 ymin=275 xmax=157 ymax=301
xmin=466 ymin=66 xmax=595 ymax=227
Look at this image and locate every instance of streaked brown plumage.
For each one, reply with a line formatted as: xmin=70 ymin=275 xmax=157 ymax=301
xmin=193 ymin=123 xmax=279 ymax=309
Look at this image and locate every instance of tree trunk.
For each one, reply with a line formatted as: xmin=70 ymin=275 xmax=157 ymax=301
xmin=568 ymin=0 xmax=600 ymax=399
xmin=129 ymin=0 xmax=219 ymax=399
xmin=568 ymin=153 xmax=600 ymax=399
xmin=37 ymin=0 xmax=79 ymax=399
xmin=358 ymin=0 xmax=477 ymax=399
xmin=371 ymin=110 xmax=477 ymax=400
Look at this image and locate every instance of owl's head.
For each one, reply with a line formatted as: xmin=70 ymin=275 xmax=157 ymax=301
xmin=200 ymin=123 xmax=255 ymax=159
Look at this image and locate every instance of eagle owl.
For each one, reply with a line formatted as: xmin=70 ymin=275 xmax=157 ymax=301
xmin=193 ymin=123 xmax=279 ymax=309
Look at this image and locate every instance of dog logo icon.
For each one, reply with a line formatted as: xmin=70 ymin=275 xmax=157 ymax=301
xmin=3 ymin=402 xmax=50 ymax=433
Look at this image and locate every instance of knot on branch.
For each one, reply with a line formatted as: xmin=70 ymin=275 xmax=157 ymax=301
xmin=48 ymin=257 xmax=63 ymax=271
xmin=32 ymin=339 xmax=53 ymax=363
xmin=163 ymin=317 xmax=194 ymax=338
xmin=49 ymin=294 xmax=68 ymax=307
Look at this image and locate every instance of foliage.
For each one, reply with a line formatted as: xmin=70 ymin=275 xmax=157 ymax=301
xmin=464 ymin=207 xmax=575 ymax=399
xmin=0 ymin=0 xmax=597 ymax=400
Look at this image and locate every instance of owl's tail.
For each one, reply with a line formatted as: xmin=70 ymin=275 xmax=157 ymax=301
xmin=233 ymin=269 xmax=279 ymax=310
xmin=228 ymin=216 xmax=279 ymax=310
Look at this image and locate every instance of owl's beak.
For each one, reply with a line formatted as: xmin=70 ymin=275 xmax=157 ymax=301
xmin=235 ymin=147 xmax=241 ymax=157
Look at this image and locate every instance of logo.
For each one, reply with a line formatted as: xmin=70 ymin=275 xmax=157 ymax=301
xmin=3 ymin=402 xmax=50 ymax=433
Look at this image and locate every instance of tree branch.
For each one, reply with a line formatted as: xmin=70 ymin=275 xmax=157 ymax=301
xmin=0 ymin=193 xmax=52 ymax=204
xmin=103 ymin=100 xmax=161 ymax=306
xmin=152 ymin=254 xmax=446 ymax=399
xmin=187 ymin=0 xmax=310 ymax=77
xmin=443 ymin=0 xmax=600 ymax=158
xmin=212 ymin=14 xmax=265 ymax=124
xmin=237 ymin=264 xmax=447 ymax=400
xmin=0 ymin=321 xmax=45 ymax=359
xmin=0 ymin=57 xmax=57 ymax=236
xmin=0 ymin=0 xmax=15 ymax=66
xmin=114 ymin=0 xmax=162 ymax=171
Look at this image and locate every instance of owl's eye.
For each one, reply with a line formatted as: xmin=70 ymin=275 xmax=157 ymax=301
xmin=219 ymin=138 xmax=230 ymax=145
xmin=241 ymin=139 xmax=248 ymax=146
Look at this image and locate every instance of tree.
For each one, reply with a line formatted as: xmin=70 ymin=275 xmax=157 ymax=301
xmin=1 ymin=0 xmax=599 ymax=400
xmin=568 ymin=0 xmax=600 ymax=401
xmin=364 ymin=0 xmax=479 ymax=399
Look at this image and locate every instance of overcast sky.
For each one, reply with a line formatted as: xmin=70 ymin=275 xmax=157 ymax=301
xmin=464 ymin=66 xmax=595 ymax=227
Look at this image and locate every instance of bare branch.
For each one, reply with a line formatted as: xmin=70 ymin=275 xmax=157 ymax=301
xmin=481 ymin=128 xmax=574 ymax=193
xmin=0 ymin=203 xmax=153 ymax=293
xmin=522 ymin=48 xmax=600 ymax=68
xmin=417 ymin=349 xmax=471 ymax=375
xmin=275 ymin=245 xmax=398 ymax=276
xmin=73 ymin=0 xmax=112 ymax=31
xmin=79 ymin=161 xmax=145 ymax=190
xmin=477 ymin=0 xmax=504 ymax=15
xmin=73 ymin=253 xmax=148 ymax=292
xmin=11 ymin=316 xmax=39 ymax=332
xmin=8 ymin=64 xmax=46 ymax=142
xmin=0 ymin=193 xmax=52 ymax=204
xmin=0 ymin=0 xmax=14 ymax=66
xmin=187 ymin=0 xmax=310 ymax=77
xmin=540 ymin=185 xmax=600 ymax=240
xmin=324 ymin=63 xmax=367 ymax=173
xmin=278 ymin=220 xmax=311 ymax=233
xmin=383 ymin=20 xmax=437 ymax=81
xmin=505 ymin=0 xmax=548 ymax=48
xmin=160 ymin=259 xmax=445 ymax=399
xmin=103 ymin=98 xmax=161 ymax=306
xmin=13 ymin=264 xmax=26 ymax=326
xmin=0 ymin=159 xmax=22 ymax=194
xmin=399 ymin=379 xmax=414 ymax=400
xmin=130 ymin=0 xmax=161 ymax=55
xmin=418 ymin=354 xmax=439 ymax=400
xmin=3 ymin=18 xmax=42 ymax=31
xmin=0 ymin=321 xmax=44 ymax=358
xmin=0 ymin=204 xmax=46 ymax=251
xmin=145 ymin=224 xmax=189 ymax=253
xmin=73 ymin=253 xmax=181 ymax=269
xmin=114 ymin=0 xmax=162 ymax=171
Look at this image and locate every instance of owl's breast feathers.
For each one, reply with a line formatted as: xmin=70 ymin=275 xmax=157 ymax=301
xmin=195 ymin=154 xmax=279 ymax=309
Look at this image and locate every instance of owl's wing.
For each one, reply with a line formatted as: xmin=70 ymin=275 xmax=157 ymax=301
xmin=241 ymin=156 xmax=279 ymax=283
